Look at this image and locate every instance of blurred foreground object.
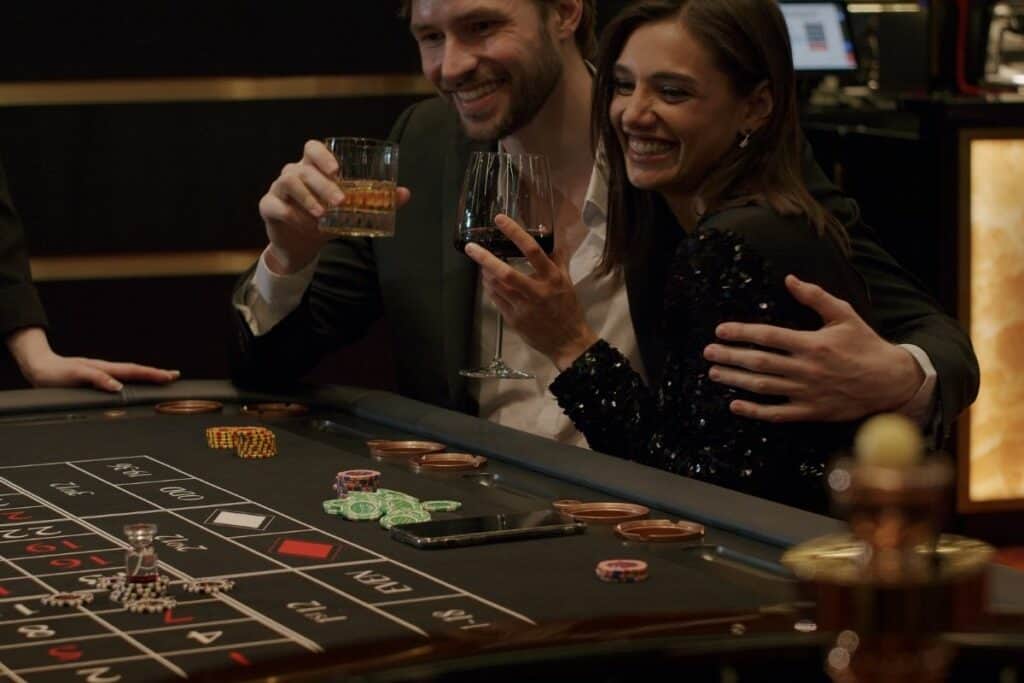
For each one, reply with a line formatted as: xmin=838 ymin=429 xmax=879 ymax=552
xmin=784 ymin=414 xmax=994 ymax=682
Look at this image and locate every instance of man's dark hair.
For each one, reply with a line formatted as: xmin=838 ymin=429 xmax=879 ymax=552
xmin=398 ymin=0 xmax=598 ymax=60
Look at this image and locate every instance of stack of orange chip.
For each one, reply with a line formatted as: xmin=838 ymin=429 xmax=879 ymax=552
xmin=205 ymin=426 xmax=277 ymax=458
xmin=205 ymin=426 xmax=265 ymax=449
xmin=234 ymin=429 xmax=277 ymax=459
xmin=207 ymin=427 xmax=241 ymax=449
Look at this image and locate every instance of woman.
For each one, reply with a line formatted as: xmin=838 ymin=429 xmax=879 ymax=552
xmin=465 ymin=0 xmax=871 ymax=511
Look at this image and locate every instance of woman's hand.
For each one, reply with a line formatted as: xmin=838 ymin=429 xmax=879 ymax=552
xmin=464 ymin=214 xmax=599 ymax=371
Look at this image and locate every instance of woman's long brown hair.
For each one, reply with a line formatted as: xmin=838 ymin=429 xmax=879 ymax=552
xmin=592 ymin=0 xmax=848 ymax=275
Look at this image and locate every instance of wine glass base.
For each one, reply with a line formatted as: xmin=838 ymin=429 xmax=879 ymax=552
xmin=459 ymin=360 xmax=533 ymax=380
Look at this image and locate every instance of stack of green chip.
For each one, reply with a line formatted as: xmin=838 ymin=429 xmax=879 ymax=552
xmin=322 ymin=488 xmax=461 ymax=527
xmin=378 ymin=490 xmax=430 ymax=528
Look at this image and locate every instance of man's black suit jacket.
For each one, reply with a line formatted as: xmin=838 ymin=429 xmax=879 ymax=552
xmin=230 ymin=98 xmax=979 ymax=445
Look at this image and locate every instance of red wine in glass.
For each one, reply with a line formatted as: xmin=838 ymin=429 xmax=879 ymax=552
xmin=454 ymin=151 xmax=555 ymax=379
xmin=453 ymin=227 xmax=554 ymax=259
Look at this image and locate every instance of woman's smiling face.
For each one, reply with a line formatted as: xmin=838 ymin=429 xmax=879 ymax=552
xmin=610 ymin=16 xmax=752 ymax=197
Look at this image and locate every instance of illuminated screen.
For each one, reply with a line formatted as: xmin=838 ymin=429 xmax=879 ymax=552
xmin=780 ymin=2 xmax=858 ymax=72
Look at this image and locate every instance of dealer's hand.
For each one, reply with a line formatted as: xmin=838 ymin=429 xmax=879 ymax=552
xmin=464 ymin=214 xmax=598 ymax=371
xmin=7 ymin=327 xmax=180 ymax=392
xmin=703 ymin=275 xmax=924 ymax=422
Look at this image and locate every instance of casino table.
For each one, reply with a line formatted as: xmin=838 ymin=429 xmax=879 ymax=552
xmin=0 ymin=380 xmax=1021 ymax=682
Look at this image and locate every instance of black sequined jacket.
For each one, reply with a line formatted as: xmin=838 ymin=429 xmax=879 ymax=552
xmin=550 ymin=204 xmax=872 ymax=512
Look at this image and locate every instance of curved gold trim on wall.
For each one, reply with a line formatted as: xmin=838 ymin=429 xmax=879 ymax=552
xmin=0 ymin=74 xmax=434 ymax=107
xmin=29 ymin=250 xmax=262 ymax=281
xmin=846 ymin=3 xmax=921 ymax=13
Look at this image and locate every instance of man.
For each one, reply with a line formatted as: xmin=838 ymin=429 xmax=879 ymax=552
xmin=231 ymin=0 xmax=977 ymax=448
xmin=1 ymin=159 xmax=180 ymax=391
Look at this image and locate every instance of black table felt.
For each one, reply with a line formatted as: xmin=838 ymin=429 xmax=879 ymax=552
xmin=0 ymin=382 xmax=1020 ymax=682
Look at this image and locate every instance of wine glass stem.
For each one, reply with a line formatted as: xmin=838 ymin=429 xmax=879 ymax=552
xmin=493 ymin=312 xmax=505 ymax=362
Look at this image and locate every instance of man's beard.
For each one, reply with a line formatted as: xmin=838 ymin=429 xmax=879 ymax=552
xmin=455 ymin=37 xmax=563 ymax=141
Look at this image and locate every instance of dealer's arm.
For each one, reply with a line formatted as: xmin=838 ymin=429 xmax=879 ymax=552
xmin=0 ymin=158 xmax=179 ymax=392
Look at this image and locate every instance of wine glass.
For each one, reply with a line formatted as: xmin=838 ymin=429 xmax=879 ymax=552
xmin=454 ymin=151 xmax=555 ymax=380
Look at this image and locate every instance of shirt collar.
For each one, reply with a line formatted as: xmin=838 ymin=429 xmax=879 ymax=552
xmin=581 ymin=146 xmax=609 ymax=232
xmin=580 ymin=60 xmax=607 ymax=232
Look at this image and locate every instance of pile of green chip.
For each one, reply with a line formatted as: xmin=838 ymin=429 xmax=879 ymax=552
xmin=323 ymin=487 xmax=461 ymax=528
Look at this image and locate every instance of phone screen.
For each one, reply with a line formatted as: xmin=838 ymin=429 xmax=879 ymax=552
xmin=390 ymin=510 xmax=584 ymax=548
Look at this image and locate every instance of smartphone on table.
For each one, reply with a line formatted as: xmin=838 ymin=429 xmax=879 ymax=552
xmin=390 ymin=510 xmax=585 ymax=549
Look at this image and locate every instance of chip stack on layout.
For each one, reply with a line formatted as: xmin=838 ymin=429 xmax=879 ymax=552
xmin=235 ymin=428 xmax=277 ymax=458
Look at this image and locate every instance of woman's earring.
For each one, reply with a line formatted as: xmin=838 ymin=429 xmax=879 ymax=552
xmin=739 ymin=130 xmax=752 ymax=149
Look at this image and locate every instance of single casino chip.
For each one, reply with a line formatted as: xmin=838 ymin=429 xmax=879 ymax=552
xmin=379 ymin=509 xmax=431 ymax=530
xmin=421 ymin=500 xmax=462 ymax=512
xmin=342 ymin=499 xmax=384 ymax=521
xmin=183 ymin=578 xmax=235 ymax=594
xmin=125 ymin=596 xmax=178 ymax=614
xmin=154 ymin=400 xmax=223 ymax=415
xmin=595 ymin=559 xmax=649 ymax=583
xmin=42 ymin=591 xmax=94 ymax=608
xmin=383 ymin=498 xmax=421 ymax=515
xmin=377 ymin=489 xmax=419 ymax=503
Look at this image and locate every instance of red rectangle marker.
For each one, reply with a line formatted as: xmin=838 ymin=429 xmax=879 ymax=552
xmin=274 ymin=538 xmax=336 ymax=560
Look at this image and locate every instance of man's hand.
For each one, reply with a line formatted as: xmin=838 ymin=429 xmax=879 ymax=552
xmin=8 ymin=327 xmax=180 ymax=392
xmin=258 ymin=140 xmax=411 ymax=275
xmin=703 ymin=275 xmax=925 ymax=423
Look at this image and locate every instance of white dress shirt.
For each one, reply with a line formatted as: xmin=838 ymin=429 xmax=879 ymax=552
xmin=468 ymin=160 xmax=645 ymax=447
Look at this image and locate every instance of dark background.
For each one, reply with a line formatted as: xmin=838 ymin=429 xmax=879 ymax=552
xmin=0 ymin=0 xmax=959 ymax=388
xmin=4 ymin=1 xmax=1024 ymax=542
xmin=0 ymin=1 xmax=630 ymax=386
xmin=0 ymin=4 xmax=423 ymax=81
xmin=0 ymin=4 xmax=422 ymax=387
